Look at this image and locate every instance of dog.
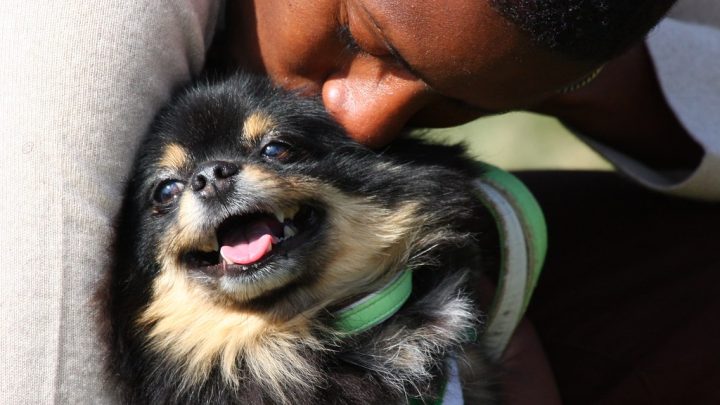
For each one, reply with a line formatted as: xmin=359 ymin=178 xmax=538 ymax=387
xmin=100 ymin=74 xmax=500 ymax=404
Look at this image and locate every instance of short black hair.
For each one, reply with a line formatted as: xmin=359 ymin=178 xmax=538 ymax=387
xmin=491 ymin=0 xmax=677 ymax=62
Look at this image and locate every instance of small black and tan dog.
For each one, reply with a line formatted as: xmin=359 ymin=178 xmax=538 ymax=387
xmin=101 ymin=74 xmax=500 ymax=404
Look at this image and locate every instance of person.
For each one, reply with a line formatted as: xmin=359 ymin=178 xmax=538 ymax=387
xmin=211 ymin=1 xmax=720 ymax=403
xmin=1 ymin=0 xmax=717 ymax=403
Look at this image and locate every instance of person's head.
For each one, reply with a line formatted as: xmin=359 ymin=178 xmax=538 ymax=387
xmin=226 ymin=0 xmax=676 ymax=146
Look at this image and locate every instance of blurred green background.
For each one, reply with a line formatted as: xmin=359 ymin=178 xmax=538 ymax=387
xmin=422 ymin=112 xmax=612 ymax=171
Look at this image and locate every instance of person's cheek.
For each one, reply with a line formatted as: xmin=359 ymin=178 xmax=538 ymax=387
xmin=321 ymin=60 xmax=429 ymax=148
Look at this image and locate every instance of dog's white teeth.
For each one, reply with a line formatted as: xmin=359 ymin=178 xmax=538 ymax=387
xmin=220 ymin=251 xmax=234 ymax=265
xmin=274 ymin=211 xmax=285 ymax=223
xmin=274 ymin=205 xmax=300 ymax=223
xmin=284 ymin=206 xmax=300 ymax=221
xmin=284 ymin=224 xmax=297 ymax=239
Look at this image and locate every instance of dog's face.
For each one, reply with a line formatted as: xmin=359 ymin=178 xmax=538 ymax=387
xmin=128 ymin=77 xmax=426 ymax=323
xmin=109 ymin=76 xmax=490 ymax=400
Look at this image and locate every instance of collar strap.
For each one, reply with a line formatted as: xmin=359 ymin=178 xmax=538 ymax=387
xmin=333 ymin=270 xmax=413 ymax=335
xmin=332 ymin=164 xmax=547 ymax=357
xmin=472 ymin=163 xmax=547 ymax=361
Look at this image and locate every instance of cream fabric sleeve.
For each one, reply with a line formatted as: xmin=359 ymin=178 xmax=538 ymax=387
xmin=582 ymin=0 xmax=720 ymax=200
xmin=0 ymin=1 xmax=219 ymax=403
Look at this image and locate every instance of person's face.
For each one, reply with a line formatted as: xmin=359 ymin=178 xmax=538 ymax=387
xmin=227 ymin=0 xmax=593 ymax=146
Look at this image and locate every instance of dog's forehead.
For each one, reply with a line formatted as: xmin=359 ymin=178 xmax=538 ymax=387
xmin=185 ymin=103 xmax=279 ymax=145
xmin=150 ymin=106 xmax=281 ymax=164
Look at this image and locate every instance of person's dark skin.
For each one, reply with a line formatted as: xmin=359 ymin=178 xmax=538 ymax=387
xmin=536 ymin=43 xmax=703 ymax=171
xmin=225 ymin=0 xmax=701 ymax=171
xmin=219 ymin=0 xmax=705 ymax=402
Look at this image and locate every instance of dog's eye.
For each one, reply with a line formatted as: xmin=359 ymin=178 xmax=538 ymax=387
xmin=153 ymin=180 xmax=185 ymax=205
xmin=261 ymin=142 xmax=291 ymax=160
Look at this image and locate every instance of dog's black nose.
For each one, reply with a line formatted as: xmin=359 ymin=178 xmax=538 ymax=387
xmin=191 ymin=161 xmax=239 ymax=198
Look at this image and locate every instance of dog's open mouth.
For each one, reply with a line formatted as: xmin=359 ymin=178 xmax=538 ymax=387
xmin=182 ymin=204 xmax=321 ymax=277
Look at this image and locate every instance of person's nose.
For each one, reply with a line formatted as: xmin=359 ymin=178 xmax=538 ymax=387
xmin=321 ymin=59 xmax=430 ymax=148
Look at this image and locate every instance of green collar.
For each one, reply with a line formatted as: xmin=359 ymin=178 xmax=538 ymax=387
xmin=332 ymin=164 xmax=547 ymax=362
xmin=333 ymin=270 xmax=413 ymax=334
xmin=331 ymin=164 xmax=547 ymax=405
xmin=472 ymin=163 xmax=547 ymax=360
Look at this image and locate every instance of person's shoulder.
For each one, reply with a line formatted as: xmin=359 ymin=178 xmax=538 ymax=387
xmin=665 ymin=0 xmax=720 ymax=28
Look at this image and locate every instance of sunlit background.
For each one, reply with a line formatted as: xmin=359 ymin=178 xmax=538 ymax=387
xmin=423 ymin=112 xmax=612 ymax=171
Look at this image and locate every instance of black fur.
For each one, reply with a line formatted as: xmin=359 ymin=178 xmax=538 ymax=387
xmin=491 ymin=0 xmax=675 ymax=62
xmin=101 ymin=73 xmax=500 ymax=404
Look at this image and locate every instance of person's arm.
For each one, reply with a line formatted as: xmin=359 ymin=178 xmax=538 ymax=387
xmin=501 ymin=319 xmax=562 ymax=405
xmin=475 ymin=276 xmax=561 ymax=404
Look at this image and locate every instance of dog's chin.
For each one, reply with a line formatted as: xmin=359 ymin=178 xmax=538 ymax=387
xmin=177 ymin=203 xmax=325 ymax=303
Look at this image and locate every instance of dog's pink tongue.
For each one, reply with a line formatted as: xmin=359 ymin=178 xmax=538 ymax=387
xmin=219 ymin=220 xmax=275 ymax=265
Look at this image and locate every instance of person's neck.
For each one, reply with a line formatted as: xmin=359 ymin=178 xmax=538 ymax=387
xmin=531 ymin=43 xmax=702 ymax=172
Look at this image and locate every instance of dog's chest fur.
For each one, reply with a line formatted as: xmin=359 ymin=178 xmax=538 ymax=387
xmin=100 ymin=74 xmax=499 ymax=404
